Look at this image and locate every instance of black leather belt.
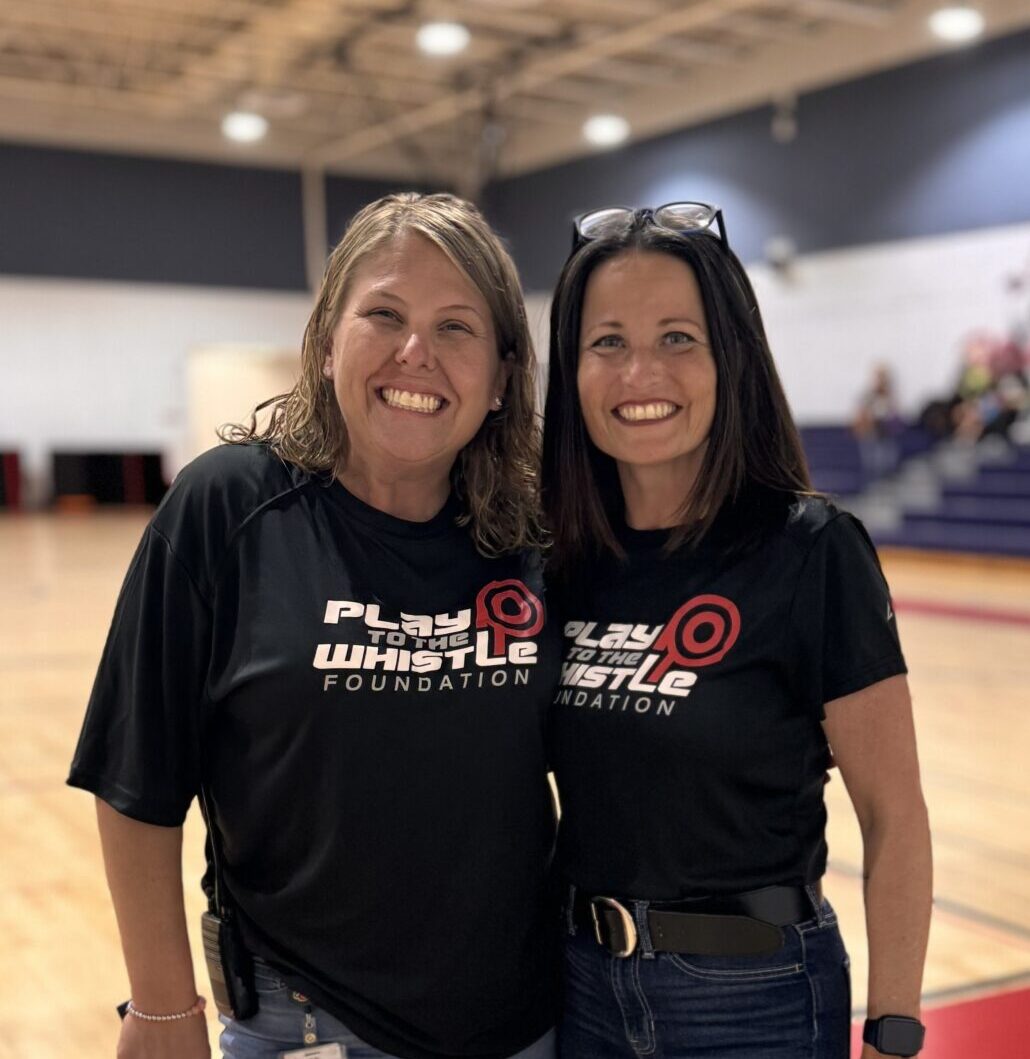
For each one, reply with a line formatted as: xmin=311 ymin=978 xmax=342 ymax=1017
xmin=571 ymin=882 xmax=821 ymax=959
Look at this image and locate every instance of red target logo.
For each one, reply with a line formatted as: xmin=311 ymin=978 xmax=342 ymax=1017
xmin=646 ymin=594 xmax=741 ymax=684
xmin=475 ymin=579 xmax=545 ymax=655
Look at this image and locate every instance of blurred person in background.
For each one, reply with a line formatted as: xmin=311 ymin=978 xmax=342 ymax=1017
xmin=68 ymin=193 xmax=561 ymax=1059
xmin=542 ymin=204 xmax=932 ymax=1059
xmin=853 ymin=363 xmax=903 ymax=480
xmin=951 ymin=332 xmax=1029 ymax=444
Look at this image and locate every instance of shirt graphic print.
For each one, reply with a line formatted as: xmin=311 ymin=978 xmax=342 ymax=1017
xmin=558 ymin=593 xmax=741 ymax=715
xmin=315 ymin=578 xmax=545 ymax=697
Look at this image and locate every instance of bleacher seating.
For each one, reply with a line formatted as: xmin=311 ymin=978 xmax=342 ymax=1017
xmin=799 ymin=424 xmax=934 ymax=499
xmin=874 ymin=445 xmax=1030 ymax=558
xmin=799 ymin=425 xmax=1030 ymax=558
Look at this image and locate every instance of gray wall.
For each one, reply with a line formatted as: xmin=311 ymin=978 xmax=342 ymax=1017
xmin=1 ymin=27 xmax=1028 ymax=290
xmin=0 ymin=146 xmax=425 ymax=289
xmin=0 ymin=145 xmax=309 ymax=289
xmin=484 ymin=27 xmax=1030 ymax=289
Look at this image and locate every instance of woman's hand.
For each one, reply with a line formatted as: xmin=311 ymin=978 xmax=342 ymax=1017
xmin=116 ymin=1013 xmax=211 ymax=1059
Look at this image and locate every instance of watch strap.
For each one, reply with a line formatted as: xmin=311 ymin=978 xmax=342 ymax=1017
xmin=863 ymin=1015 xmax=926 ymax=1056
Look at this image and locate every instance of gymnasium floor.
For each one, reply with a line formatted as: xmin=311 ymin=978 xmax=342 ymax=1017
xmin=1 ymin=511 xmax=1027 ymax=1058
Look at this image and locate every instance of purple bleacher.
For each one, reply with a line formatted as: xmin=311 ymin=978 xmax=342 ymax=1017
xmin=799 ymin=423 xmax=934 ymax=499
xmin=874 ymin=520 xmax=1030 ymax=557
xmin=944 ymin=476 xmax=1030 ymax=500
xmin=976 ymin=464 xmax=1030 ymax=479
xmin=800 ymin=425 xmax=865 ymax=496
xmin=897 ymin=425 xmax=935 ymax=459
xmin=873 ymin=444 xmax=1030 ymax=558
xmin=810 ymin=469 xmax=865 ymax=495
xmin=906 ymin=502 xmax=1030 ymax=528
xmin=1000 ymin=447 xmax=1030 ymax=470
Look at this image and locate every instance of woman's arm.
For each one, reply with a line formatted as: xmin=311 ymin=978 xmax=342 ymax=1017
xmin=822 ymin=674 xmax=933 ymax=1056
xmin=96 ymin=798 xmax=210 ymax=1059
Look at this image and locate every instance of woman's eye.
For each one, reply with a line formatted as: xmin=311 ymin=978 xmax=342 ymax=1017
xmin=664 ymin=330 xmax=697 ymax=346
xmin=368 ymin=308 xmax=401 ymax=323
xmin=441 ymin=320 xmax=473 ymax=334
xmin=591 ymin=334 xmax=624 ymax=350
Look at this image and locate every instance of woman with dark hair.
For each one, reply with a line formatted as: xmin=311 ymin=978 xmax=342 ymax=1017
xmin=69 ymin=193 xmax=560 ymax=1059
xmin=542 ymin=205 xmax=932 ymax=1059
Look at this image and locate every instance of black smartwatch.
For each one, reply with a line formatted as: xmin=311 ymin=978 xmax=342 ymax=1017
xmin=863 ymin=1015 xmax=926 ymax=1056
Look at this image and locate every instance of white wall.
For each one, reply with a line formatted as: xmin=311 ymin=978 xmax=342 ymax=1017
xmin=527 ymin=220 xmax=1030 ymax=423
xmin=0 ymin=279 xmax=312 ymax=500
xmin=2 ymin=220 xmax=1028 ymax=504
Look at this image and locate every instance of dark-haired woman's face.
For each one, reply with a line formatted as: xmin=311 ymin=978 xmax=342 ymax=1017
xmin=577 ymin=250 xmax=717 ymax=480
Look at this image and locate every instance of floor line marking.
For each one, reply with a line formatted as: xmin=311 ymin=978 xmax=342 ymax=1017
xmin=919 ymin=971 xmax=1030 ymax=1007
xmin=894 ymin=597 xmax=1030 ymax=627
xmin=825 ymin=864 xmax=1030 ymax=947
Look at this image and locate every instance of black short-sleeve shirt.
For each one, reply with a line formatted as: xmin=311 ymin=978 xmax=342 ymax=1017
xmin=549 ymin=495 xmax=906 ymax=901
xmin=68 ymin=443 xmax=562 ymax=1059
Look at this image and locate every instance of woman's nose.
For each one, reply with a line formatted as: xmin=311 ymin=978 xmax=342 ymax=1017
xmin=395 ymin=331 xmax=435 ymax=370
xmin=622 ymin=347 xmax=659 ymax=384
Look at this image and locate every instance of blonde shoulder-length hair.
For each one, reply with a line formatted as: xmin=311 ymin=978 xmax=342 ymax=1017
xmin=221 ymin=191 xmax=546 ymax=557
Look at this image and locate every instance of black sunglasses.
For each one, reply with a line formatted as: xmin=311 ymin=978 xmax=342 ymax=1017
xmin=571 ymin=201 xmax=728 ymax=254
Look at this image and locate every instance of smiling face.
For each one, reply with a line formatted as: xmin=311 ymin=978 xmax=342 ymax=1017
xmin=577 ymin=250 xmax=718 ymax=489
xmin=324 ymin=231 xmax=509 ymax=482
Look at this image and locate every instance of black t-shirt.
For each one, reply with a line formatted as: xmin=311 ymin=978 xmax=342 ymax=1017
xmin=550 ymin=495 xmax=906 ymax=901
xmin=68 ymin=443 xmax=562 ymax=1059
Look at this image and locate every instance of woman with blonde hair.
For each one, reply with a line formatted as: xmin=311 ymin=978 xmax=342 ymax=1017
xmin=69 ymin=193 xmax=561 ymax=1059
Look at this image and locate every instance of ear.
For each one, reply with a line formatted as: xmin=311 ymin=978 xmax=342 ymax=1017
xmin=494 ymin=353 xmax=514 ymax=402
xmin=322 ymin=346 xmax=335 ymax=380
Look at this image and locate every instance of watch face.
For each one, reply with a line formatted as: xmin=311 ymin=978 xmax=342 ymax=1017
xmin=880 ymin=1017 xmax=926 ymax=1054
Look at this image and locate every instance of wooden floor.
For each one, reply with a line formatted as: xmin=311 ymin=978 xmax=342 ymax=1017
xmin=1 ymin=512 xmax=1028 ymax=1058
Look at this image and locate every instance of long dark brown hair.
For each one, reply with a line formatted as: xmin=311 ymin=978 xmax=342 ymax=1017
xmin=542 ymin=222 xmax=811 ymax=571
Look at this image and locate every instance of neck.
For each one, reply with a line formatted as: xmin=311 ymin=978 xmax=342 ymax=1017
xmin=617 ymin=456 xmax=703 ymax=530
xmin=338 ymin=456 xmax=452 ymax=523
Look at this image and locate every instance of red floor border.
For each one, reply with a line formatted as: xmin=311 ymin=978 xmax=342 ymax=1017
xmin=850 ymin=987 xmax=1030 ymax=1057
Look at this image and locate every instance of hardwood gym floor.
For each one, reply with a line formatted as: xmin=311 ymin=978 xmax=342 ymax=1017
xmin=1 ymin=512 xmax=1027 ymax=1058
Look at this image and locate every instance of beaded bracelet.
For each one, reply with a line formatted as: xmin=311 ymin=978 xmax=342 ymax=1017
xmin=126 ymin=996 xmax=207 ymax=1021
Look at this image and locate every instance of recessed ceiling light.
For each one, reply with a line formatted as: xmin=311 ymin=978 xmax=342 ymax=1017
xmin=929 ymin=6 xmax=985 ymax=43
xmin=221 ymin=111 xmax=269 ymax=143
xmin=416 ymin=21 xmax=471 ymax=56
xmin=583 ymin=114 xmax=630 ymax=148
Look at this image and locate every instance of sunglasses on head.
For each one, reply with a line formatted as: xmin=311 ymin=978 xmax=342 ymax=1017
xmin=571 ymin=202 xmax=728 ymax=254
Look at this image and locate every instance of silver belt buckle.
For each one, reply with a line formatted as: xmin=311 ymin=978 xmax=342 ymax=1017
xmin=590 ymin=896 xmax=638 ymax=958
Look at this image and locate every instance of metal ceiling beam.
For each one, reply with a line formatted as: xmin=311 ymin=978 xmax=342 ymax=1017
xmin=303 ymin=0 xmax=768 ymax=165
xmin=791 ymin=0 xmax=895 ymax=26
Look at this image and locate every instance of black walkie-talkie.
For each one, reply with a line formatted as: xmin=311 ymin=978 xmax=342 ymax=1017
xmin=199 ymin=786 xmax=257 ymax=1020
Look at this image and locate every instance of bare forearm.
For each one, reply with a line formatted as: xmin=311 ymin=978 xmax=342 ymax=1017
xmin=96 ymin=798 xmax=200 ymax=1012
xmin=862 ymin=804 xmax=933 ymax=1019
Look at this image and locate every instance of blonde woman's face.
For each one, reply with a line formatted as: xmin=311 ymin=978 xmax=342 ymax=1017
xmin=324 ymin=232 xmax=509 ymax=479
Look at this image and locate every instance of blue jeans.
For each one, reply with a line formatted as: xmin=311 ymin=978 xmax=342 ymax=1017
xmin=559 ymin=897 xmax=850 ymax=1058
xmin=219 ymin=959 xmax=557 ymax=1059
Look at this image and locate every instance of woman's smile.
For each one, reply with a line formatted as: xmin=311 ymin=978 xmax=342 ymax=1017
xmin=377 ymin=386 xmax=447 ymax=415
xmin=612 ymin=400 xmax=681 ymax=423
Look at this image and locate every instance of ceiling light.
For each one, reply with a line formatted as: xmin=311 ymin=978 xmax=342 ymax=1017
xmin=928 ymin=6 xmax=985 ymax=43
xmin=416 ymin=21 xmax=471 ymax=56
xmin=221 ymin=111 xmax=269 ymax=143
xmin=583 ymin=114 xmax=630 ymax=148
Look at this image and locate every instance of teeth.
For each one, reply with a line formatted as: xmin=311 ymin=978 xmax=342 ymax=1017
xmin=381 ymin=388 xmax=443 ymax=414
xmin=616 ymin=401 xmax=678 ymax=422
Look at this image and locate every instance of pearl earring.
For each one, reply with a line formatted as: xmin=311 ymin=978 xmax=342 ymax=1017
xmin=492 ymin=396 xmax=504 ymax=410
